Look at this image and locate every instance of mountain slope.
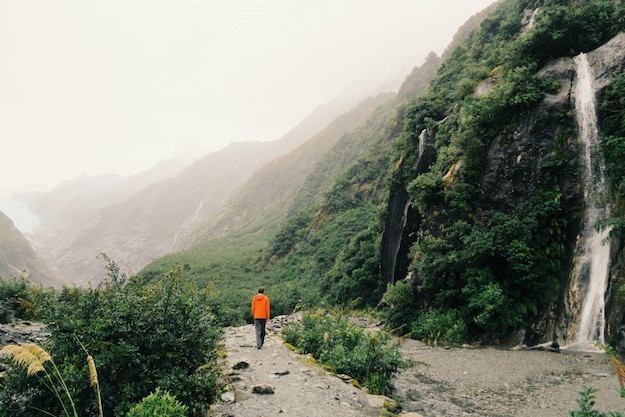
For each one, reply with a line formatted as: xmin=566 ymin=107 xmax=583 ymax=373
xmin=37 ymin=94 xmax=368 ymax=284
xmin=139 ymin=4 xmax=495 ymax=323
xmin=0 ymin=211 xmax=56 ymax=287
xmin=257 ymin=0 xmax=625 ymax=345
xmin=179 ymin=92 xmax=394 ymax=248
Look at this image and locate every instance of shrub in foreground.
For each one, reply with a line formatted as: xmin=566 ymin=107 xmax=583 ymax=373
xmin=0 ymin=259 xmax=221 ymax=417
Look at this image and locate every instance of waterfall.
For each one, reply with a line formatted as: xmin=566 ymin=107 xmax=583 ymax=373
xmin=569 ymin=53 xmax=611 ymax=348
xmin=418 ymin=129 xmax=426 ymax=159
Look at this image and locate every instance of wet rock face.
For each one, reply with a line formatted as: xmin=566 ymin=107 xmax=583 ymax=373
xmin=588 ymin=33 xmax=625 ymax=90
xmin=480 ymin=57 xmax=577 ymax=212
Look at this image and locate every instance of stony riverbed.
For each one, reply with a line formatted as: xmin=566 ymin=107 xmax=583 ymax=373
xmin=213 ymin=315 xmax=625 ymax=417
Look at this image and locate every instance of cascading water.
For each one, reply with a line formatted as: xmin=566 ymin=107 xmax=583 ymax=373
xmin=568 ymin=53 xmax=611 ymax=349
xmin=418 ymin=128 xmax=427 ymax=159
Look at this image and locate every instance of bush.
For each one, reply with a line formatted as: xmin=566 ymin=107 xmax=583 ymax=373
xmin=382 ymin=281 xmax=418 ymax=332
xmin=283 ymin=310 xmax=411 ymax=395
xmin=0 ymin=276 xmax=32 ymax=324
xmin=0 ymin=259 xmax=222 ymax=417
xmin=411 ymin=309 xmax=468 ymax=345
xmin=127 ymin=388 xmax=188 ymax=417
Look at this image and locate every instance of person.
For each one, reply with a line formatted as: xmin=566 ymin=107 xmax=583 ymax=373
xmin=251 ymin=286 xmax=270 ymax=349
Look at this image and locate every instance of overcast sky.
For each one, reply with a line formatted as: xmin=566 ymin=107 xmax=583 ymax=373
xmin=0 ymin=0 xmax=494 ymax=195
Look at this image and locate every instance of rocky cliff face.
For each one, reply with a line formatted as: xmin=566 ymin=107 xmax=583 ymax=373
xmin=381 ymin=31 xmax=625 ymax=345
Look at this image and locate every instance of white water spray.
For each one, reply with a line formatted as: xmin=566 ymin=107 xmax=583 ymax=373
xmin=418 ymin=128 xmax=427 ymax=159
xmin=570 ymin=53 xmax=611 ymax=348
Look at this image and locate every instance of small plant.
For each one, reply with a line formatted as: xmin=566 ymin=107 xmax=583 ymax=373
xmin=568 ymin=343 xmax=625 ymax=417
xmin=569 ymin=386 xmax=624 ymax=417
xmin=126 ymin=388 xmax=188 ymax=417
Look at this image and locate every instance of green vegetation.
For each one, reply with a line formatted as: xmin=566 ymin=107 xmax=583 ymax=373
xmin=0 ymin=276 xmax=33 ymax=323
xmin=1 ymin=343 xmax=84 ymax=417
xmin=599 ymin=71 xmax=625 ymax=238
xmin=282 ymin=310 xmax=411 ymax=395
xmin=136 ymin=0 xmax=625 ymax=345
xmin=569 ymin=386 xmax=624 ymax=417
xmin=0 ymin=260 xmax=221 ymax=417
xmin=126 ymin=389 xmax=188 ymax=417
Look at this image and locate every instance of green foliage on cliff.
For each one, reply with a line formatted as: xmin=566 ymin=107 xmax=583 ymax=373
xmin=268 ymin=0 xmax=625 ymax=342
xmin=374 ymin=0 xmax=625 ymax=342
xmin=140 ymin=0 xmax=625 ymax=344
xmin=599 ymin=71 xmax=625 ymax=238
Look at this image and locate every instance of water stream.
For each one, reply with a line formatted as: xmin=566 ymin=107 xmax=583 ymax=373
xmin=567 ymin=53 xmax=611 ymax=349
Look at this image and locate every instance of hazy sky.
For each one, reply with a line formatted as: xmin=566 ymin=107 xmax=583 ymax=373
xmin=0 ymin=0 xmax=494 ymax=195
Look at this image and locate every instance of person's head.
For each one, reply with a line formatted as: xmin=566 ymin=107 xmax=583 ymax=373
xmin=258 ymin=286 xmax=264 ymax=294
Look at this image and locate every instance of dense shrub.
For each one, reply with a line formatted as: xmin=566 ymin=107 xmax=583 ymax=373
xmin=283 ymin=310 xmax=411 ymax=395
xmin=411 ymin=309 xmax=468 ymax=345
xmin=599 ymin=72 xmax=625 ymax=239
xmin=0 ymin=260 xmax=221 ymax=417
xmin=382 ymin=281 xmax=418 ymax=332
xmin=0 ymin=276 xmax=32 ymax=323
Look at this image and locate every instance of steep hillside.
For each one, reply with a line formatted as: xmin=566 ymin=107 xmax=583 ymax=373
xmin=0 ymin=211 xmax=56 ymax=287
xmin=257 ymin=0 xmax=625 ymax=346
xmin=179 ymin=92 xmax=394 ymax=247
xmin=140 ymin=4 xmax=494 ymax=324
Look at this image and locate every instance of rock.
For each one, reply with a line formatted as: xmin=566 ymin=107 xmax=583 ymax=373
xmin=336 ymin=373 xmax=352 ymax=383
xmin=232 ymin=360 xmax=250 ymax=370
xmin=400 ymin=413 xmax=424 ymax=417
xmin=529 ymin=341 xmax=561 ymax=353
xmin=274 ymin=369 xmax=290 ymax=376
xmin=367 ymin=394 xmax=389 ymax=408
xmin=221 ymin=391 xmax=235 ymax=403
xmin=234 ymin=388 xmax=252 ymax=402
xmin=252 ymin=384 xmax=275 ymax=394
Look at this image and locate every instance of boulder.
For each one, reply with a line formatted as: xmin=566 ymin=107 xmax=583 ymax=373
xmin=252 ymin=384 xmax=275 ymax=394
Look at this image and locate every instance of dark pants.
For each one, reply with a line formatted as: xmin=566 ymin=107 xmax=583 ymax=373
xmin=255 ymin=319 xmax=267 ymax=348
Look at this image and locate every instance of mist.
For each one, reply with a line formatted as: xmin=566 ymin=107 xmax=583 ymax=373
xmin=0 ymin=0 xmax=494 ymax=195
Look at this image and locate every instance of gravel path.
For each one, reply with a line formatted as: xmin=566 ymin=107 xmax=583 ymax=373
xmin=213 ymin=315 xmax=625 ymax=417
xmin=211 ymin=315 xmax=387 ymax=417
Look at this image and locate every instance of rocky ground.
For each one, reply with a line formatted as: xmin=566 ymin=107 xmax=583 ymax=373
xmin=211 ymin=314 xmax=392 ymax=417
xmin=2 ymin=317 xmax=624 ymax=416
xmin=213 ymin=315 xmax=625 ymax=417
xmin=393 ymin=339 xmax=624 ymax=416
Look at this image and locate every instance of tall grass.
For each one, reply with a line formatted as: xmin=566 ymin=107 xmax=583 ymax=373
xmin=1 ymin=343 xmax=82 ymax=417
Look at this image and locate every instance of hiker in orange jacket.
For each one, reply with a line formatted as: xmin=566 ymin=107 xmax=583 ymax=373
xmin=252 ymin=286 xmax=270 ymax=349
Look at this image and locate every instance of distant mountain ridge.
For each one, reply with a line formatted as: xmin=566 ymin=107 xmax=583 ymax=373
xmin=24 ymin=94 xmax=367 ymax=284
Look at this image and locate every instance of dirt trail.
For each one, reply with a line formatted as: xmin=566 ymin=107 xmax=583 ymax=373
xmin=213 ymin=315 xmax=625 ymax=417
xmin=211 ymin=315 xmax=389 ymax=417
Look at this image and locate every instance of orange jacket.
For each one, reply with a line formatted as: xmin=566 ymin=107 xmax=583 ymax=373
xmin=252 ymin=293 xmax=270 ymax=320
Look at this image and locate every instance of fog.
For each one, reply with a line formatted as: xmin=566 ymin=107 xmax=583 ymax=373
xmin=0 ymin=0 xmax=494 ymax=196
